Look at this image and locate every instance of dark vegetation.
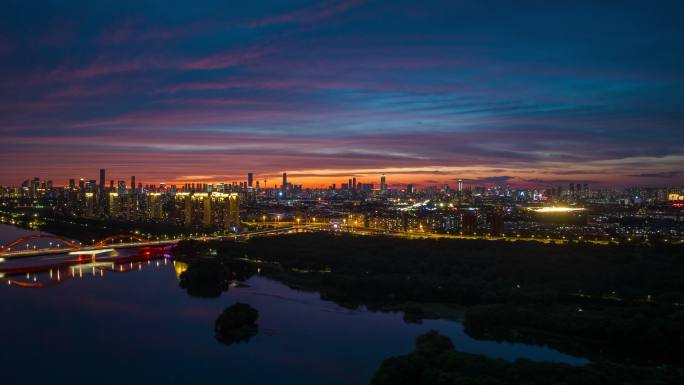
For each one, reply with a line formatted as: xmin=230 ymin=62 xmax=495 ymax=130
xmin=172 ymin=232 xmax=684 ymax=366
xmin=178 ymin=255 xmax=256 ymax=298
xmin=178 ymin=258 xmax=231 ymax=298
xmin=371 ymin=331 xmax=683 ymax=385
xmin=214 ymin=303 xmax=259 ymax=346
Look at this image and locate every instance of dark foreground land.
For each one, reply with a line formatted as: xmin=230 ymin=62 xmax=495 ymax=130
xmin=173 ymin=232 xmax=684 ymax=383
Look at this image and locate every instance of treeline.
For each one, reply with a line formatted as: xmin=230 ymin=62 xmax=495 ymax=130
xmin=464 ymin=303 xmax=684 ymax=365
xmin=172 ymin=232 xmax=684 ymax=365
xmin=371 ymin=331 xmax=683 ymax=385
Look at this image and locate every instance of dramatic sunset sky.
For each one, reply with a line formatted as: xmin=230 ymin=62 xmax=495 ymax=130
xmin=1 ymin=0 xmax=683 ymax=188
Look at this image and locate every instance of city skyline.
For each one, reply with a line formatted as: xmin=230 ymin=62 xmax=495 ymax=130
xmin=2 ymin=1 xmax=684 ymax=187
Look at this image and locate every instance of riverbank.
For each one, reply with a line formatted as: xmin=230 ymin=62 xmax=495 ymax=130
xmin=172 ymin=232 xmax=684 ymax=371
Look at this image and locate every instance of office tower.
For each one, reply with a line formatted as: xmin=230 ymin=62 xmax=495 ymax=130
xmin=458 ymin=179 xmax=463 ymax=192
xmin=109 ymin=180 xmax=114 ymax=189
xmin=248 ymin=173 xmax=253 ymax=188
xmin=406 ymin=184 xmax=414 ymax=194
xmin=46 ymin=180 xmax=53 ymax=189
xmin=352 ymin=177 xmax=357 ymax=191
xmin=69 ymin=179 xmax=75 ymax=189
xmin=380 ymin=174 xmax=387 ymax=192
xmin=79 ymin=178 xmax=85 ymax=190
xmin=282 ymin=173 xmax=287 ymax=196
xmin=117 ymin=180 xmax=126 ymax=193
xmin=348 ymin=179 xmax=352 ymax=190
xmin=131 ymin=176 xmax=136 ymax=193
xmin=99 ymin=169 xmax=105 ymax=191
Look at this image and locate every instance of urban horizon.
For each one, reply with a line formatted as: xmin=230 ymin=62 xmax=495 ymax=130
xmin=4 ymin=168 xmax=684 ymax=191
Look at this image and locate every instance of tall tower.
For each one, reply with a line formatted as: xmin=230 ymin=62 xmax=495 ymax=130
xmin=131 ymin=176 xmax=136 ymax=193
xmin=248 ymin=173 xmax=253 ymax=189
xmin=458 ymin=179 xmax=463 ymax=192
xmin=380 ymin=174 xmax=387 ymax=192
xmin=99 ymin=169 xmax=105 ymax=191
xmin=281 ymin=172 xmax=287 ymax=196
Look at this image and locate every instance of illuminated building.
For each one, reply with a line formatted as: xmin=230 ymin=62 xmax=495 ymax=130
xmin=174 ymin=192 xmax=192 ymax=226
xmin=192 ymin=193 xmax=212 ymax=227
xmin=458 ymin=179 xmax=463 ymax=192
xmin=147 ymin=192 xmax=163 ymax=220
xmin=380 ymin=174 xmax=387 ymax=192
xmin=248 ymin=173 xmax=253 ymax=189
xmin=212 ymin=192 xmax=240 ymax=231
xmin=669 ymin=193 xmax=684 ymax=201
xmin=85 ymin=192 xmax=95 ymax=217
xmin=108 ymin=192 xmax=120 ymax=217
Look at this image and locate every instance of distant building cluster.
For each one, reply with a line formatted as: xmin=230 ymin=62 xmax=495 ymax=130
xmin=1 ymin=169 xmax=683 ymax=242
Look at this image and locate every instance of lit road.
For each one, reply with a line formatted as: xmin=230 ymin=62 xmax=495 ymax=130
xmin=0 ymin=224 xmax=321 ymax=260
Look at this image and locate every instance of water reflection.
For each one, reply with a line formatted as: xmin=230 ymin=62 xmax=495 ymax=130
xmin=0 ymin=246 xmax=167 ymax=288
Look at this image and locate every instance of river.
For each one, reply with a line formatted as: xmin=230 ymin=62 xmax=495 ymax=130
xmin=0 ymin=224 xmax=588 ymax=384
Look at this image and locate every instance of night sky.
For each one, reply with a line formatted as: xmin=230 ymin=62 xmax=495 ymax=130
xmin=1 ymin=0 xmax=683 ymax=188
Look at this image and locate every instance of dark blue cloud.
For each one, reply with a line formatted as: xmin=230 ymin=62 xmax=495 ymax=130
xmin=0 ymin=0 xmax=683 ymax=185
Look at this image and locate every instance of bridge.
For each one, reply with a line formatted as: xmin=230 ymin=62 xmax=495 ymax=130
xmin=0 ymin=224 xmax=324 ymax=259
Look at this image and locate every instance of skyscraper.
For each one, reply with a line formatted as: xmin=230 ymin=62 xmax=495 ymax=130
xmin=248 ymin=173 xmax=253 ymax=189
xmin=282 ymin=172 xmax=287 ymax=196
xmin=131 ymin=176 xmax=136 ymax=193
xmin=458 ymin=179 xmax=463 ymax=192
xmin=99 ymin=169 xmax=105 ymax=191
xmin=380 ymin=174 xmax=387 ymax=192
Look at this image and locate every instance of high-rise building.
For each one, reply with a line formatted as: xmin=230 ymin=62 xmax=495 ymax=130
xmin=147 ymin=192 xmax=163 ymax=220
xmin=131 ymin=176 xmax=136 ymax=193
xmin=458 ymin=179 xmax=463 ymax=192
xmin=352 ymin=177 xmax=357 ymax=192
xmin=108 ymin=192 xmax=119 ymax=217
xmin=224 ymin=193 xmax=240 ymax=231
xmin=79 ymin=178 xmax=85 ymax=190
xmin=380 ymin=174 xmax=387 ymax=192
xmin=99 ymin=169 xmax=105 ymax=191
xmin=85 ymin=192 xmax=95 ymax=217
xmin=248 ymin=173 xmax=253 ymax=189
xmin=69 ymin=179 xmax=76 ymax=190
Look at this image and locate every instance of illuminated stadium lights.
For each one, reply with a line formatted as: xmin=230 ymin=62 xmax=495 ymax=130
xmin=527 ymin=207 xmax=586 ymax=213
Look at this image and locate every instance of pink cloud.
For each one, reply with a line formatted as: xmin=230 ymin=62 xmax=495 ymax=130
xmin=249 ymin=0 xmax=366 ymax=27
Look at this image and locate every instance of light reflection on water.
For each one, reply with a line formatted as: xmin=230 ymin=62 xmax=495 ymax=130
xmin=0 ymin=224 xmax=588 ymax=385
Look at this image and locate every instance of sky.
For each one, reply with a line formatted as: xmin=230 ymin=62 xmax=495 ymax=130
xmin=1 ymin=0 xmax=683 ymax=188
